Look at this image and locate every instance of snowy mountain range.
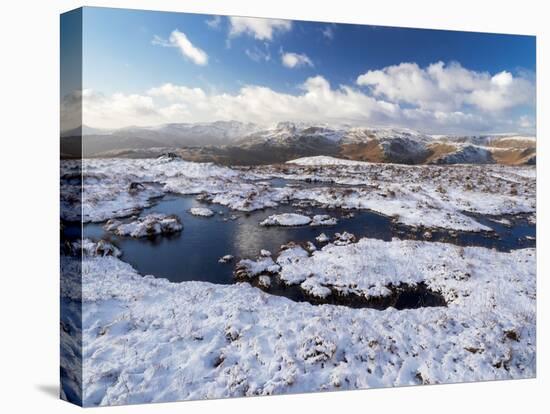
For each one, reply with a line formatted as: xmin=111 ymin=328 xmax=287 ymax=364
xmin=61 ymin=121 xmax=536 ymax=165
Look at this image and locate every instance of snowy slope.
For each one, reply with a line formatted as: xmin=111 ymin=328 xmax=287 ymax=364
xmin=287 ymin=155 xmax=368 ymax=166
xmin=59 ymin=237 xmax=535 ymax=405
xmin=76 ymin=120 xmax=536 ymax=165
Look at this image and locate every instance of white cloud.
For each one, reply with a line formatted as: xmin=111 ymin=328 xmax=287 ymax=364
xmin=81 ymin=90 xmax=158 ymax=129
xmin=322 ymin=25 xmax=334 ymax=40
xmin=245 ymin=44 xmax=271 ymax=62
xmin=82 ymin=77 xmax=398 ymax=129
xmin=357 ymin=61 xmax=534 ymax=112
xmin=206 ymin=15 xmax=221 ymax=29
xmin=518 ymin=115 xmax=534 ymax=129
xmin=152 ymin=30 xmax=208 ymax=66
xmin=281 ymin=52 xmax=313 ymax=68
xmin=228 ymin=17 xmax=292 ymax=41
xmin=79 ymin=62 xmax=535 ymax=135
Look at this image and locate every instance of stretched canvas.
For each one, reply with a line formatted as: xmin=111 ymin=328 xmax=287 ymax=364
xmin=60 ymin=6 xmax=536 ymax=407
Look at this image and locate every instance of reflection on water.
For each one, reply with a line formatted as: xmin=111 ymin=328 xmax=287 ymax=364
xmin=69 ymin=192 xmax=535 ymax=285
xmin=79 ymin=194 xmax=393 ymax=283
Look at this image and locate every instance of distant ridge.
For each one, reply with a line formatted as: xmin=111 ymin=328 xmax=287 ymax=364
xmin=61 ymin=121 xmax=535 ymax=165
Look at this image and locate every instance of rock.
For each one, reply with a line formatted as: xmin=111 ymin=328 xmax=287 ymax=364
xmin=218 ymin=255 xmax=234 ymax=264
xmin=258 ymin=275 xmax=271 ymax=288
xmin=333 ymin=231 xmax=356 ymax=246
xmin=128 ymin=182 xmax=145 ymax=193
xmin=305 ymin=241 xmax=317 ymax=253
xmin=315 ymin=233 xmax=329 ymax=243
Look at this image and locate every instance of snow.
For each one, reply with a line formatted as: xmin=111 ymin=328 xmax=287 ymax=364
xmin=75 ymin=238 xmax=121 ymax=258
xmin=333 ymin=232 xmax=357 ymax=246
xmin=315 ymin=233 xmax=329 ymax=243
xmin=62 ymin=238 xmax=535 ymax=405
xmin=189 ymin=207 xmax=215 ymax=217
xmin=496 ymin=135 xmax=536 ymax=143
xmin=60 ymin=156 xmax=536 ymax=405
xmin=258 ymin=275 xmax=272 ymax=288
xmin=235 ymin=257 xmax=280 ymax=278
xmin=247 ymin=122 xmax=346 ymax=146
xmin=104 ymin=214 xmax=182 ymax=238
xmin=287 ymin=156 xmax=368 ymax=166
xmin=310 ymin=214 xmax=338 ymax=226
xmin=260 ymin=213 xmax=312 ymax=227
xmin=431 ymin=144 xmax=493 ymax=164
xmin=218 ymin=255 xmax=234 ymax=264
xmin=256 ymin=237 xmax=534 ymax=302
xmin=260 ymin=213 xmax=337 ymax=227
xmin=62 ymin=158 xmax=534 ymax=233
xmin=66 ymin=158 xmax=239 ymax=222
xmin=259 ymin=159 xmax=534 ymax=231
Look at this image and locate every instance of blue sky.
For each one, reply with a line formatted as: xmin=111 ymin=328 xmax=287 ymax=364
xmin=74 ymin=7 xmax=536 ymax=134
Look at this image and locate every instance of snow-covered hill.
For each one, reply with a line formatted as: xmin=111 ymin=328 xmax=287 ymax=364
xmin=237 ymin=122 xmax=344 ymax=147
xmin=287 ymin=155 xmax=369 ymax=166
xmin=70 ymin=121 xmax=535 ymax=165
xmin=114 ymin=120 xmax=261 ymax=146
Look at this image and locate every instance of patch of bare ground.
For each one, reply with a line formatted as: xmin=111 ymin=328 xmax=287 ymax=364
xmin=491 ymin=147 xmax=536 ymax=165
xmin=490 ymin=138 xmax=536 ymax=149
xmin=424 ymin=142 xmax=458 ymax=164
xmin=339 ymin=141 xmax=386 ymax=163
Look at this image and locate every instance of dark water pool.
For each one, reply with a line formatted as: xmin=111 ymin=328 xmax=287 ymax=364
xmin=71 ymin=193 xmax=535 ymax=286
xmin=79 ymin=195 xmax=393 ymax=284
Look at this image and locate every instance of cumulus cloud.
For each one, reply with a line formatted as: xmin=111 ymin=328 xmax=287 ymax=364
xmin=228 ymin=17 xmax=292 ymax=41
xmin=81 ymin=89 xmax=158 ymax=128
xmin=357 ymin=61 xmax=534 ymax=112
xmin=81 ymin=76 xmax=398 ymax=129
xmin=281 ymin=52 xmax=314 ymax=68
xmin=78 ymin=62 xmax=535 ymax=134
xmin=152 ymin=30 xmax=208 ymax=66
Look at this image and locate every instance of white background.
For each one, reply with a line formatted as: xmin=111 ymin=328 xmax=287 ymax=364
xmin=0 ymin=0 xmax=548 ymax=412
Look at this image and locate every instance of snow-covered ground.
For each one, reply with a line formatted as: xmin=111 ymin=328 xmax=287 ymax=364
xmin=60 ymin=156 xmax=536 ymax=406
xmin=61 ymin=156 xmax=535 ymax=232
xmin=60 ymin=236 xmax=535 ymax=406
xmin=288 ymin=155 xmax=368 ymax=166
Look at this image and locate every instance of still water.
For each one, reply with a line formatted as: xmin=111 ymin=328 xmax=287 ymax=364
xmin=79 ymin=193 xmax=535 ymax=285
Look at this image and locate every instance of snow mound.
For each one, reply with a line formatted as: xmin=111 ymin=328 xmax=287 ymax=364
xmin=260 ymin=213 xmax=312 ymax=227
xmin=218 ymin=255 xmax=234 ymax=263
xmin=260 ymin=213 xmax=337 ymax=227
xmin=235 ymin=257 xmax=280 ymax=278
xmin=310 ymin=214 xmax=338 ymax=226
xmin=189 ymin=207 xmax=215 ymax=217
xmin=333 ymin=231 xmax=356 ymax=246
xmin=104 ymin=214 xmax=182 ymax=237
xmin=315 ymin=233 xmax=329 ymax=243
xmin=287 ymin=156 xmax=368 ymax=166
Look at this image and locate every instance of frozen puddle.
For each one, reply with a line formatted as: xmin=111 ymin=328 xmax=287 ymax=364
xmin=63 ymin=193 xmax=534 ymax=309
